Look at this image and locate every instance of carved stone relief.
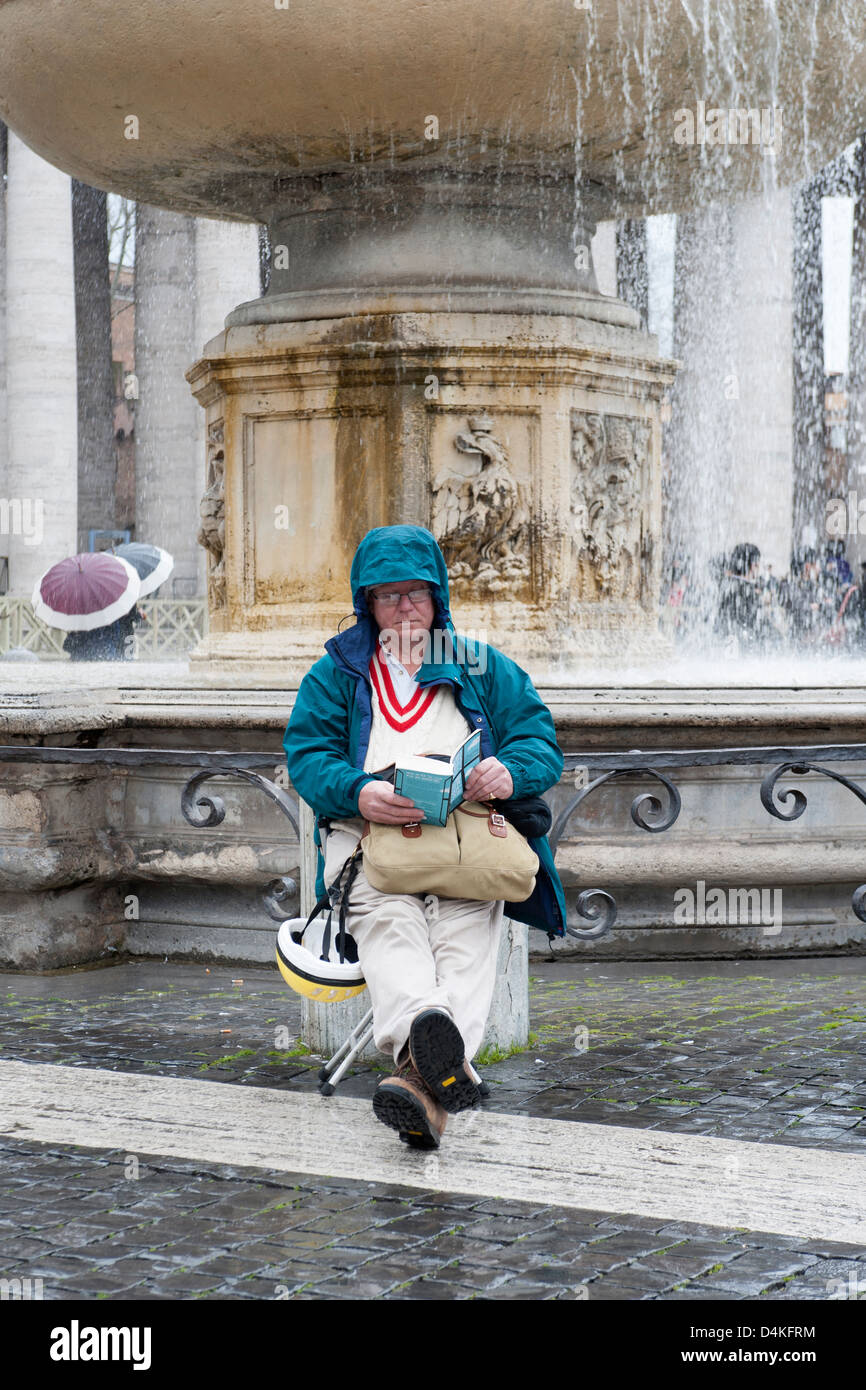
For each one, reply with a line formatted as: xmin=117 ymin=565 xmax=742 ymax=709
xmin=431 ymin=413 xmax=530 ymax=594
xmin=197 ymin=420 xmax=226 ymax=610
xmin=570 ymin=412 xmax=650 ymax=602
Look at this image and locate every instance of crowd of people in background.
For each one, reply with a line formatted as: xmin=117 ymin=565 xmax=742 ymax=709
xmin=666 ymin=540 xmax=866 ymax=652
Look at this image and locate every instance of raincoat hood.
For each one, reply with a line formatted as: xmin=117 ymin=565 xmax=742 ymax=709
xmin=349 ymin=525 xmax=452 ymax=628
xmin=328 ymin=524 xmax=468 ymax=686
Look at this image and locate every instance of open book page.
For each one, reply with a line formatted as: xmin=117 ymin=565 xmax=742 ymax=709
xmin=447 ymin=728 xmax=482 ymax=812
xmin=394 ymin=753 xmax=447 ymax=774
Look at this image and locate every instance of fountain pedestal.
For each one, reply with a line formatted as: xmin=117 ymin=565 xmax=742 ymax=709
xmin=187 ymin=301 xmax=674 ymax=681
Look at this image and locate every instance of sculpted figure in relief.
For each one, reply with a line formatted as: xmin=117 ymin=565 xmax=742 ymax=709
xmin=431 ymin=413 xmax=530 ymax=594
xmin=571 ymin=412 xmax=648 ymax=601
xmin=197 ymin=422 xmax=226 ymax=609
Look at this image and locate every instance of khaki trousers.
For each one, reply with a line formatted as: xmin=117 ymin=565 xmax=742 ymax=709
xmin=323 ymin=823 xmax=504 ymax=1064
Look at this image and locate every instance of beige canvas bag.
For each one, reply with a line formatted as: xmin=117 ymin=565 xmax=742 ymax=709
xmin=360 ymin=801 xmax=539 ymax=902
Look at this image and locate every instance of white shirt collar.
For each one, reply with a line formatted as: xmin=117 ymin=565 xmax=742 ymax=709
xmin=378 ymin=638 xmax=418 ymax=703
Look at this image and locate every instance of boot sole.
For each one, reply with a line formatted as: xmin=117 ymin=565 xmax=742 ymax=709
xmin=409 ymin=1009 xmax=480 ymax=1114
xmin=372 ymin=1084 xmax=441 ymax=1150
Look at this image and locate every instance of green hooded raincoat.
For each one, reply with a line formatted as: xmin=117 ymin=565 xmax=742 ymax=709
xmin=283 ymin=525 xmax=568 ymax=937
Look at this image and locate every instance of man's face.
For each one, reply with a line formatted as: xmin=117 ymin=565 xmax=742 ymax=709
xmin=367 ymin=579 xmax=435 ymax=640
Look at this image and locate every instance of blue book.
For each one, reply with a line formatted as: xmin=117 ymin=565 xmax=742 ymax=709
xmin=392 ymin=729 xmax=482 ymax=826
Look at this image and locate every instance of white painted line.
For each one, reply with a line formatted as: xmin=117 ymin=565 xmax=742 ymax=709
xmin=1 ymin=1060 xmax=864 ymax=1244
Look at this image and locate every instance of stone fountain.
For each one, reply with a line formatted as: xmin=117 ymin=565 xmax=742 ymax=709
xmin=6 ymin=0 xmax=863 ymax=678
xmin=3 ymin=2 xmax=866 ymax=975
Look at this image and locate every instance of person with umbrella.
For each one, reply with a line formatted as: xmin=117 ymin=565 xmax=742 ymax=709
xmin=32 ymin=545 xmax=173 ymax=662
xmin=107 ymin=544 xmax=175 ymax=660
xmin=33 ymin=552 xmax=141 ymax=661
xmin=62 ymin=606 xmax=141 ymax=661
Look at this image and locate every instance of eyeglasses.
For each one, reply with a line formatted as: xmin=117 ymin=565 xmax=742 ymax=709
xmin=369 ymin=587 xmax=433 ymax=606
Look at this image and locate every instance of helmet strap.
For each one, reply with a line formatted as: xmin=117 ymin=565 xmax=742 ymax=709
xmin=335 ymin=851 xmax=362 ymax=963
xmin=310 ymin=845 xmax=363 ymax=963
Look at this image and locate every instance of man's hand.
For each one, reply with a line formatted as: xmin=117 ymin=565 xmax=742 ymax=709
xmin=464 ymin=757 xmax=514 ymax=802
xmin=358 ymin=780 xmax=421 ymax=824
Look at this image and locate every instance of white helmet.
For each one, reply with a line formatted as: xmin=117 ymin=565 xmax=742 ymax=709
xmin=276 ymin=914 xmax=366 ymax=1003
xmin=275 ymin=847 xmax=366 ymax=1003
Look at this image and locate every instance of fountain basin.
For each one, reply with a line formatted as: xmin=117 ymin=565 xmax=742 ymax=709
xmin=0 ymin=0 xmax=862 ymax=231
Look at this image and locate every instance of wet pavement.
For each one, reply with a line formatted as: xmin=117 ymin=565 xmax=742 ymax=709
xmin=1 ymin=955 xmax=865 ymax=1301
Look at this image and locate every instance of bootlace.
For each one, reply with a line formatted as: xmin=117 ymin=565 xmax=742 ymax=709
xmin=394 ymin=1057 xmax=438 ymax=1102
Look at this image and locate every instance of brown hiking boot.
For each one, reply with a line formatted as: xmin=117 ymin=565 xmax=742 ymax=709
xmin=408 ymin=1008 xmax=480 ymax=1114
xmin=372 ymin=1059 xmax=448 ymax=1150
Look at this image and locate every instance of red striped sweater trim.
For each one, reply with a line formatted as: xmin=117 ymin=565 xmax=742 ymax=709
xmin=369 ymin=647 xmax=437 ymax=731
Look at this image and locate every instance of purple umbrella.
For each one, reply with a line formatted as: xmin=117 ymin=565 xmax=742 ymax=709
xmin=32 ymin=553 xmax=141 ymax=631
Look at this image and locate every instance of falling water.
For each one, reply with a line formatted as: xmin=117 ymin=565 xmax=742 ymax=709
xmin=563 ymin=0 xmax=866 ymax=683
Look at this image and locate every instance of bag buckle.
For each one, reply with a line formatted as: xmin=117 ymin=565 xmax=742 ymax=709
xmin=489 ymin=812 xmax=508 ymax=838
xmin=402 ymin=822 xmax=423 ymax=838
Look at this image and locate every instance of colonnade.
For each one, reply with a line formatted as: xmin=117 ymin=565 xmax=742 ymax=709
xmin=0 ymin=130 xmax=259 ymax=598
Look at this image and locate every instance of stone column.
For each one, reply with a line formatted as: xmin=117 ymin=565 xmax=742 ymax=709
xmin=591 ymin=220 xmax=617 ymax=297
xmin=668 ymin=192 xmax=794 ymax=612
xmin=194 ymin=219 xmax=261 ymax=347
xmin=728 ymin=188 xmax=794 ymax=579
xmin=193 ymin=217 xmax=260 ymax=594
xmin=667 ymin=205 xmax=737 ymax=628
xmin=792 ymin=176 xmax=825 ymax=556
xmin=848 ymin=137 xmax=866 ymax=571
xmin=72 ymin=180 xmax=116 ymax=551
xmin=616 ymin=219 xmax=649 ymax=329
xmin=0 ymin=122 xmax=8 ymax=555
xmin=133 ymin=205 xmax=198 ymax=595
xmin=4 ymin=133 xmax=78 ymax=596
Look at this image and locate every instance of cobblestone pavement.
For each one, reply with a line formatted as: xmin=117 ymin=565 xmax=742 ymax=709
xmin=2 ymin=1139 xmax=865 ymax=1301
xmin=2 ymin=955 xmax=865 ymax=1300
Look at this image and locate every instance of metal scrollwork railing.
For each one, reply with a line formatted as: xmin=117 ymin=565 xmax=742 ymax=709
xmin=551 ymin=744 xmax=866 ymax=940
xmin=180 ymin=766 xmax=300 ymax=836
xmin=179 ymin=765 xmax=301 ymax=924
xmin=3 ymin=741 xmax=866 ymax=943
xmin=569 ymin=888 xmax=617 ymax=942
xmin=759 ymin=760 xmax=866 ymax=923
xmin=263 ymin=874 xmax=300 ymax=924
xmin=551 ymin=767 xmax=683 ymax=942
xmin=551 ymin=767 xmax=683 ymax=850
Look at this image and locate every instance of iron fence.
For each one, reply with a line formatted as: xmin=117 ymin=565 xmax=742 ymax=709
xmin=1 ymin=742 xmax=865 ymax=944
xmin=0 ymin=598 xmax=207 ymax=659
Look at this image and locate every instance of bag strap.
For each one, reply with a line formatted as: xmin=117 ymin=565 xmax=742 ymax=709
xmin=456 ymin=800 xmax=510 ymax=839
